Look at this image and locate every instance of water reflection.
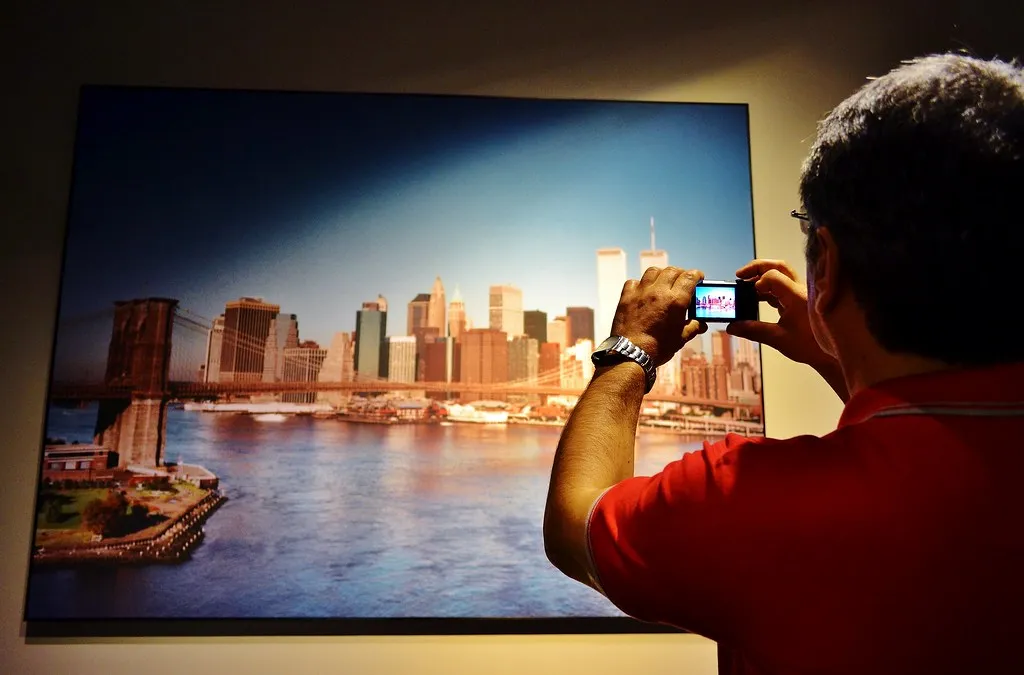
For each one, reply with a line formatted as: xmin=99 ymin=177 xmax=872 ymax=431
xmin=27 ymin=404 xmax=706 ymax=620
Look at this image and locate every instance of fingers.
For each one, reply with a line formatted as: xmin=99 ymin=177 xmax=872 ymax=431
xmin=639 ymin=266 xmax=662 ymax=285
xmin=658 ymin=266 xmax=686 ymax=288
xmin=671 ymin=267 xmax=703 ymax=292
xmin=681 ymin=319 xmax=706 ymax=343
xmin=618 ymin=278 xmax=639 ymax=304
xmin=726 ymin=319 xmax=785 ymax=346
xmin=736 ymin=259 xmax=800 ymax=283
xmin=636 ymin=266 xmax=703 ymax=293
xmin=754 ymin=269 xmax=806 ymax=310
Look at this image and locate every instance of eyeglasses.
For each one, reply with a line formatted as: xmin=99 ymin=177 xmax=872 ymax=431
xmin=790 ymin=209 xmax=813 ymax=235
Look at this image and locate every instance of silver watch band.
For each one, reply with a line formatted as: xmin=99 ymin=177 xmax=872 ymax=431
xmin=592 ymin=336 xmax=657 ymax=393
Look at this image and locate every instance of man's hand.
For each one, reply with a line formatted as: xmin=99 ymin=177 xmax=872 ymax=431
xmin=727 ymin=259 xmax=848 ymax=401
xmin=611 ymin=266 xmax=707 ymax=367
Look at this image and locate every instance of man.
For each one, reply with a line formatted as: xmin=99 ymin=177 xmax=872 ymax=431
xmin=543 ymin=53 xmax=1024 ymax=675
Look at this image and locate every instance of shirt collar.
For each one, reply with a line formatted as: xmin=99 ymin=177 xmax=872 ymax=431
xmin=838 ymin=361 xmax=1024 ymax=428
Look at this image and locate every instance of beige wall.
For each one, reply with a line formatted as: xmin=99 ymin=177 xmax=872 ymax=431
xmin=3 ymin=2 xmax=1019 ymax=673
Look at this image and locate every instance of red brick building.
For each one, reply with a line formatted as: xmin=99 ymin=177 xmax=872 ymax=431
xmin=41 ymin=444 xmax=119 ymax=482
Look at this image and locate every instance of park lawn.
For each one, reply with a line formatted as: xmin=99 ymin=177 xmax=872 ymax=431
xmin=36 ymin=488 xmax=110 ymax=530
xmin=34 ymin=481 xmax=209 ymax=549
xmin=131 ymin=481 xmax=207 ymax=518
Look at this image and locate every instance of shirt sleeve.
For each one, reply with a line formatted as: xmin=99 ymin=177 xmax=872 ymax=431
xmin=585 ymin=432 xmax=774 ymax=640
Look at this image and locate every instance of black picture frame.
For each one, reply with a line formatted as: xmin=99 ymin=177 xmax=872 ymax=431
xmin=23 ymin=84 xmax=763 ymax=637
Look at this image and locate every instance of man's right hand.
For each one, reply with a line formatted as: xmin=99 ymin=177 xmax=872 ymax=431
xmin=726 ymin=259 xmax=838 ymax=373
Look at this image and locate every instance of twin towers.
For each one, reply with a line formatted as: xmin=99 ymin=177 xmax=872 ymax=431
xmin=596 ymin=217 xmax=667 ymax=341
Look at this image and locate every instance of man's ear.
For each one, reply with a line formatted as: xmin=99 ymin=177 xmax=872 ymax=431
xmin=810 ymin=227 xmax=842 ymax=314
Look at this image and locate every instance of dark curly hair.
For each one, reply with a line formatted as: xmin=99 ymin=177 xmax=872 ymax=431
xmin=799 ymin=53 xmax=1024 ymax=366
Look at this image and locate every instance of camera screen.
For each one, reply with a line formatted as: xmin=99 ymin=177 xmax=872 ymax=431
xmin=694 ymin=285 xmax=737 ymax=319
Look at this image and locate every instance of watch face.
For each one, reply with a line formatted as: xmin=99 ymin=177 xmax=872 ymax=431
xmin=596 ymin=336 xmax=620 ymax=352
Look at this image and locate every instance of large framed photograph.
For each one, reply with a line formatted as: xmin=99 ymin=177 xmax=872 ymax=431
xmin=23 ymin=85 xmax=763 ymax=637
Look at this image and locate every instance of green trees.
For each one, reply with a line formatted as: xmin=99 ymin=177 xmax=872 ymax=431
xmin=81 ymin=490 xmax=156 ymax=538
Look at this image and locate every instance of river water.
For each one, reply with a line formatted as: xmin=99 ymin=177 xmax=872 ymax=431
xmin=24 ymin=403 xmax=704 ymax=621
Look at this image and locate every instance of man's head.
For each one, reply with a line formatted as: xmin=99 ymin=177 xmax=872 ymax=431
xmin=799 ymin=53 xmax=1024 ymax=367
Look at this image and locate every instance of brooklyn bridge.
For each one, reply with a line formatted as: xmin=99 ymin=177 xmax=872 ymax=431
xmin=46 ymin=298 xmax=761 ymax=469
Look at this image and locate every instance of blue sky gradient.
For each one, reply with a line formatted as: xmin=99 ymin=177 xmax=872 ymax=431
xmin=55 ymin=86 xmax=756 ymax=372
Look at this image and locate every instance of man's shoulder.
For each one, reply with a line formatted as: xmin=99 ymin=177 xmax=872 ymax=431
xmin=705 ymin=430 xmax=831 ymax=455
xmin=699 ymin=429 xmax=846 ymax=476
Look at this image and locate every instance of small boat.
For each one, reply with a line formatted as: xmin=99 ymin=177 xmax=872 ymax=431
xmin=252 ymin=413 xmax=287 ymax=423
xmin=445 ymin=403 xmax=509 ymax=425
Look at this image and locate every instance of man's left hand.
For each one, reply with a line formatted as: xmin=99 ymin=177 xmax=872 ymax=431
xmin=610 ymin=266 xmax=706 ymax=367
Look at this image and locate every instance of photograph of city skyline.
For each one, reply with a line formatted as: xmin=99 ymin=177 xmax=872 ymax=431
xmin=25 ymin=85 xmax=762 ymax=635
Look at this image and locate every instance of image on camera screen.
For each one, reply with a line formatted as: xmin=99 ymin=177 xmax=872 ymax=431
xmin=694 ymin=285 xmax=736 ymax=319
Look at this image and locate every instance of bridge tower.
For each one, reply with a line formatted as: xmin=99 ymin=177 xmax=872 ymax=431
xmin=93 ymin=298 xmax=178 ymax=468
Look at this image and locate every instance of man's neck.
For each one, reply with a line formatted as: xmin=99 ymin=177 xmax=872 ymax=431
xmin=842 ymin=350 xmax=953 ymax=398
xmin=833 ymin=335 xmax=953 ymax=399
xmin=825 ymin=309 xmax=953 ymax=399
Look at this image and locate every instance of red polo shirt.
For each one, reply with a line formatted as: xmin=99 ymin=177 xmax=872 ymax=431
xmin=586 ymin=362 xmax=1024 ymax=675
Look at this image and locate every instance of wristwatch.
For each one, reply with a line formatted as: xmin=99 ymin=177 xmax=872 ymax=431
xmin=591 ymin=336 xmax=657 ymax=394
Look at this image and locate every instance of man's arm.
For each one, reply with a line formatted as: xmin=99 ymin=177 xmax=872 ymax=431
xmin=543 ymin=266 xmax=705 ymax=590
xmin=542 ymin=362 xmax=647 ymax=590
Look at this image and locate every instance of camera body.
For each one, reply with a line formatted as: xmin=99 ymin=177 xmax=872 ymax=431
xmin=689 ymin=279 xmax=758 ymax=323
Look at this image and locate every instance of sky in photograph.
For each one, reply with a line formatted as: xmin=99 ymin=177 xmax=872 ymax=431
xmin=53 ymin=85 xmax=756 ymax=372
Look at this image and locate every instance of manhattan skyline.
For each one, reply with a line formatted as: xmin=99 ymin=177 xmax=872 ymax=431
xmin=56 ymin=86 xmax=756 ymax=351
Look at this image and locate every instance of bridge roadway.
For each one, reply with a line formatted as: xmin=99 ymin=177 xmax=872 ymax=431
xmin=48 ymin=380 xmax=758 ymax=414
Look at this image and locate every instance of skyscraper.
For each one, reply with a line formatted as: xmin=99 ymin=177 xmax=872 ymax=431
xmin=413 ymin=326 xmax=441 ymax=381
xmin=262 ymin=321 xmax=278 ymax=384
xmin=736 ymin=338 xmax=758 ymax=368
xmin=424 ymin=339 xmax=447 ymax=383
xmin=681 ymin=356 xmax=710 ymax=399
xmin=354 ymin=300 xmax=387 ymax=381
xmin=652 ymin=350 xmax=683 ymax=396
xmin=282 ymin=340 xmax=327 ymax=404
xmin=524 ymin=310 xmax=547 ymax=344
xmin=548 ymin=316 xmax=569 ymax=350
xmin=203 ymin=315 xmax=225 ymax=383
xmin=317 ymin=331 xmax=355 ymax=408
xmin=680 ymin=356 xmax=728 ymax=401
xmin=712 ymin=330 xmax=734 ymax=371
xmin=539 ymin=342 xmax=561 ymax=384
xmin=388 ymin=336 xmax=417 ymax=383
xmin=639 ymin=216 xmax=669 ymax=272
xmin=407 ymin=293 xmax=430 ymax=336
xmin=508 ymin=335 xmax=539 ymax=383
xmin=730 ymin=363 xmax=758 ymax=398
xmin=428 ymin=276 xmax=446 ymax=335
xmin=685 ymin=332 xmax=706 ymax=358
xmin=489 ymin=284 xmax=524 ymax=339
xmin=448 ymin=285 xmax=467 ymax=342
xmin=461 ymin=328 xmax=509 ymax=391
xmin=566 ymin=306 xmax=595 ymax=346
xmin=262 ymin=313 xmax=299 ymax=382
xmin=425 ymin=336 xmax=458 ymax=387
xmin=219 ymin=297 xmax=280 ymax=383
xmin=596 ymin=247 xmax=627 ymax=342
xmin=562 ymin=340 xmax=595 ymax=390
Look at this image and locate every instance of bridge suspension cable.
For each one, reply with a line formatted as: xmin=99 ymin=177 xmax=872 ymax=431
xmin=172 ymin=307 xmax=343 ymax=378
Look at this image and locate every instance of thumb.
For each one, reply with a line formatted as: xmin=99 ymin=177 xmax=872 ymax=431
xmin=755 ymin=269 xmax=805 ymax=309
xmin=727 ymin=319 xmax=785 ymax=346
xmin=681 ymin=319 xmax=707 ymax=343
